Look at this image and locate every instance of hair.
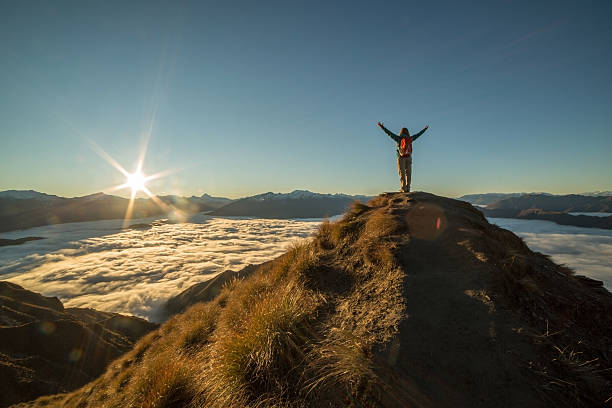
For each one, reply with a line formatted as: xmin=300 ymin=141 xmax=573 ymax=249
xmin=400 ymin=128 xmax=410 ymax=136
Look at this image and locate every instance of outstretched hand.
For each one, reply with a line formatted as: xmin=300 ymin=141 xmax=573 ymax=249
xmin=377 ymin=122 xmax=384 ymax=128
xmin=425 ymin=125 xmax=429 ymax=130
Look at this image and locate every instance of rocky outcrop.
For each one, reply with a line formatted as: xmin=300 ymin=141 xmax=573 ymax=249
xmin=0 ymin=282 xmax=157 ymax=407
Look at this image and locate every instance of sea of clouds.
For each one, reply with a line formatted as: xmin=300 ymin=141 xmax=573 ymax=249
xmin=0 ymin=215 xmax=322 ymax=321
xmin=490 ymin=217 xmax=612 ymax=289
xmin=1 ymin=214 xmax=610 ymax=322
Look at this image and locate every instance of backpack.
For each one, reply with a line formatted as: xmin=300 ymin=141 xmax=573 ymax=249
xmin=399 ymin=137 xmax=412 ymax=156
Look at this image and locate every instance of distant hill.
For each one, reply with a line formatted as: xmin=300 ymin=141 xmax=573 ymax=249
xmin=0 ymin=190 xmax=61 ymax=201
xmin=0 ymin=281 xmax=157 ymax=407
xmin=0 ymin=193 xmax=159 ymax=233
xmin=0 ymin=191 xmax=217 ymax=233
xmin=23 ymin=193 xmax=611 ymax=407
xmin=0 ymin=189 xmax=368 ymax=232
xmin=211 ymin=190 xmax=374 ymax=218
xmin=581 ymin=191 xmax=612 ymax=197
xmin=459 ymin=192 xmax=552 ymax=205
xmin=196 ymin=193 xmax=234 ymax=209
xmin=464 ymin=193 xmax=612 ymax=229
xmin=482 ymin=208 xmax=612 ymax=229
xmin=487 ymin=193 xmax=612 ymax=212
xmin=460 ymin=192 xmax=612 ymax=210
xmin=162 ymin=193 xmax=233 ymax=211
xmin=156 ymin=195 xmax=218 ymax=213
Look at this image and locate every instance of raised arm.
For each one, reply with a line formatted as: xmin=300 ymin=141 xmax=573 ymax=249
xmin=377 ymin=122 xmax=401 ymax=142
xmin=411 ymin=125 xmax=429 ymax=141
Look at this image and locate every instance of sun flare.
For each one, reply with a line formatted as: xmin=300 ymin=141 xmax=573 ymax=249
xmin=90 ymin=137 xmax=176 ymax=227
xmin=126 ymin=171 xmax=147 ymax=194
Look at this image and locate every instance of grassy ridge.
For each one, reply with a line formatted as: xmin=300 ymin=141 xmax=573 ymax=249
xmin=23 ymin=200 xmax=405 ymax=407
xmin=20 ymin=193 xmax=611 ymax=407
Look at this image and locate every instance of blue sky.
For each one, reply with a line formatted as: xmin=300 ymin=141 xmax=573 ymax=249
xmin=1 ymin=0 xmax=611 ymax=198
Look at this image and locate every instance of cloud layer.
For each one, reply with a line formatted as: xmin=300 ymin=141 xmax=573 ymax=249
xmin=1 ymin=215 xmax=610 ymax=322
xmin=489 ymin=218 xmax=612 ymax=289
xmin=1 ymin=216 xmax=320 ymax=321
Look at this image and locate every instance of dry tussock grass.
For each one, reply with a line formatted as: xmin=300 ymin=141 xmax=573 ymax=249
xmin=307 ymin=328 xmax=378 ymax=396
xmin=22 ymin=194 xmax=610 ymax=407
xmin=23 ymin=198 xmax=407 ymax=408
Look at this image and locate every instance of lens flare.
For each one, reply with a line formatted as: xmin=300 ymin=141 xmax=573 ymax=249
xmin=89 ymin=140 xmax=176 ymax=227
xmin=126 ymin=171 xmax=147 ymax=194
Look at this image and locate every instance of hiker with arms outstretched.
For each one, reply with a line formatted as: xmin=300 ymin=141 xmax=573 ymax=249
xmin=378 ymin=122 xmax=429 ymax=192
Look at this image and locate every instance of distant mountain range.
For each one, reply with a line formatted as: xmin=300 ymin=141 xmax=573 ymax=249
xmin=460 ymin=193 xmax=612 ymax=229
xmin=580 ymin=191 xmax=612 ymax=197
xmin=196 ymin=193 xmax=234 ymax=208
xmin=0 ymin=191 xmax=228 ymax=233
xmin=3 ymin=189 xmax=609 ymax=234
xmin=0 ymin=189 xmax=373 ymax=233
xmin=0 ymin=190 xmax=62 ymax=201
xmin=156 ymin=193 xmax=233 ymax=210
xmin=483 ymin=208 xmax=612 ymax=229
xmin=458 ymin=192 xmax=551 ymax=205
xmin=210 ymin=190 xmax=374 ymax=218
xmin=485 ymin=194 xmax=612 ymax=212
xmin=459 ymin=191 xmax=612 ymax=206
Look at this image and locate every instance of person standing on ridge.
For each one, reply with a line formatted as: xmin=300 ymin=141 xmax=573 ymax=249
xmin=377 ymin=122 xmax=429 ymax=192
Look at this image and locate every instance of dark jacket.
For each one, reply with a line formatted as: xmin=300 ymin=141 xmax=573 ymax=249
xmin=380 ymin=125 xmax=428 ymax=157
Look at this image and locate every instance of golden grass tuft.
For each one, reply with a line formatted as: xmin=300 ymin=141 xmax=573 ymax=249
xmin=308 ymin=329 xmax=377 ymax=396
xmin=347 ymin=200 xmax=371 ymax=218
xmin=198 ymin=243 xmax=325 ymax=407
xmin=315 ymin=219 xmax=339 ymax=250
xmin=177 ymin=302 xmax=220 ymax=351
xmin=128 ymin=350 xmax=197 ymax=408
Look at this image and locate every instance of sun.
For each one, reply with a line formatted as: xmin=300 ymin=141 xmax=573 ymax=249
xmin=126 ymin=170 xmax=147 ymax=194
xmin=90 ymin=137 xmax=176 ymax=227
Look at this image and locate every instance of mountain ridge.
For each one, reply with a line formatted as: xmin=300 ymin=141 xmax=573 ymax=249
xmin=210 ymin=190 xmax=374 ymax=218
xmin=0 ymin=189 xmax=371 ymax=233
xmin=486 ymin=193 xmax=612 ymax=212
xmin=0 ymin=190 xmax=62 ymax=201
xmin=460 ymin=192 xmax=612 ymax=210
xmin=19 ymin=192 xmax=611 ymax=407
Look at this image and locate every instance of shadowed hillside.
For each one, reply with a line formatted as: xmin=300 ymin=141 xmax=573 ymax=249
xmin=0 ymin=282 xmax=157 ymax=407
xmin=17 ymin=193 xmax=612 ymax=407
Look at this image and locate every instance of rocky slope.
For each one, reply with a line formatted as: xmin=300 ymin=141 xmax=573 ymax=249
xmin=17 ymin=192 xmax=612 ymax=407
xmin=0 ymin=282 xmax=157 ymax=407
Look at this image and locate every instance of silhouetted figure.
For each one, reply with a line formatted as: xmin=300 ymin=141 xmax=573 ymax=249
xmin=378 ymin=122 xmax=429 ymax=192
